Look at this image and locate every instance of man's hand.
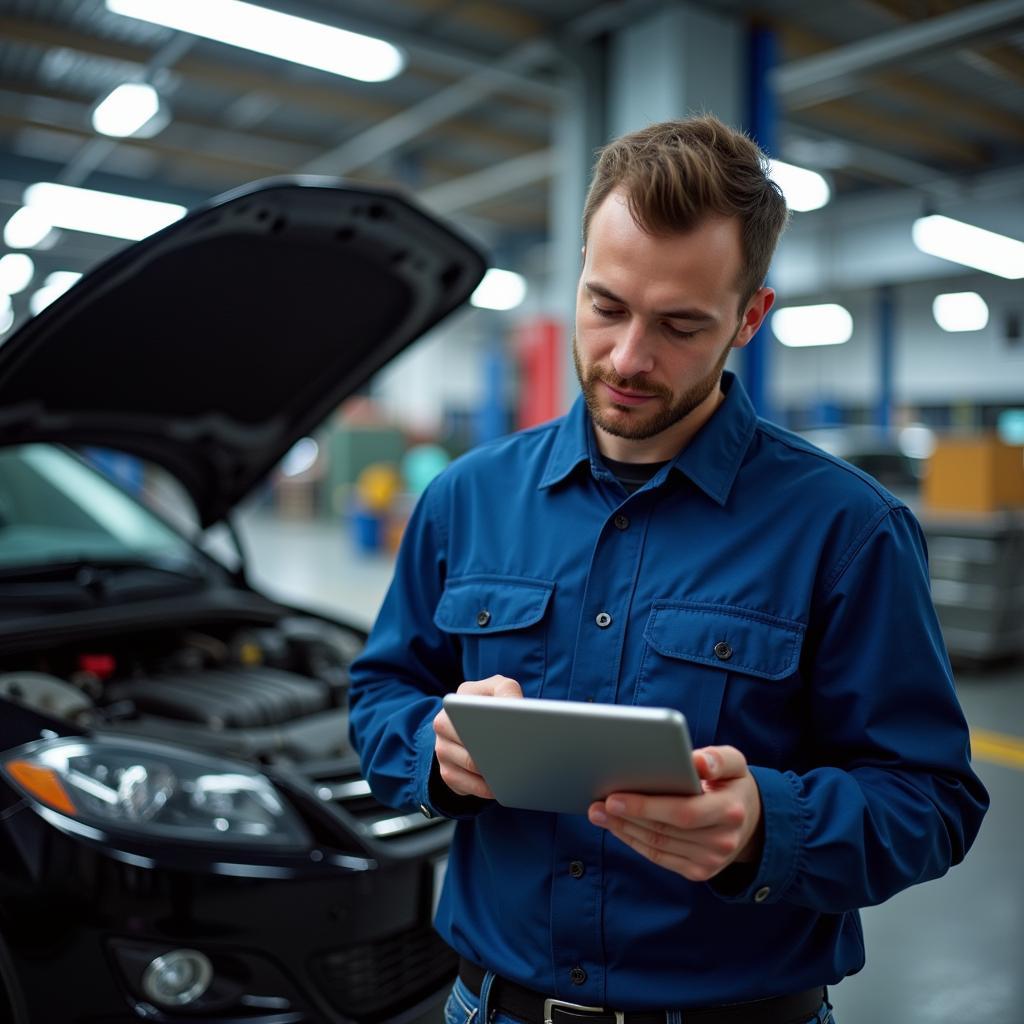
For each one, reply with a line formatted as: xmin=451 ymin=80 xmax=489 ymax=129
xmin=587 ymin=746 xmax=763 ymax=882
xmin=432 ymin=676 xmax=522 ymax=799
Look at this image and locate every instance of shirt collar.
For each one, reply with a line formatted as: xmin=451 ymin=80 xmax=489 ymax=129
xmin=538 ymin=371 xmax=758 ymax=506
xmin=538 ymin=394 xmax=593 ymax=489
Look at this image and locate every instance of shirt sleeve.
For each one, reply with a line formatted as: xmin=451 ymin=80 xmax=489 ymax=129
xmin=712 ymin=505 xmax=989 ymax=912
xmin=347 ymin=477 xmax=485 ymax=819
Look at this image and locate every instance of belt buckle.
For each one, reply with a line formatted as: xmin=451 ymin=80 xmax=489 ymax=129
xmin=543 ymin=998 xmax=624 ymax=1024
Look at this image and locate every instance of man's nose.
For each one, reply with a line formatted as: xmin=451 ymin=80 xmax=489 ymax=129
xmin=610 ymin=319 xmax=656 ymax=379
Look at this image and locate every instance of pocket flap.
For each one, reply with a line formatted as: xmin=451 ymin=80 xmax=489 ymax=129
xmin=643 ymin=602 xmax=804 ymax=680
xmin=435 ymin=575 xmax=554 ymax=634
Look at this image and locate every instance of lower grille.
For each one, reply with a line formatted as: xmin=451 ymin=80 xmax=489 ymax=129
xmin=313 ymin=924 xmax=457 ymax=1020
xmin=312 ymin=767 xmax=446 ymax=841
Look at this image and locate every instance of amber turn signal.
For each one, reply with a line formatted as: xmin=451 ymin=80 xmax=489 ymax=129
xmin=6 ymin=760 xmax=78 ymax=816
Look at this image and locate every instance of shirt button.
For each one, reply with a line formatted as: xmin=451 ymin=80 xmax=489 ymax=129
xmin=613 ymin=514 xmax=629 ymax=531
xmin=713 ymin=641 xmax=733 ymax=661
xmin=476 ymin=610 xmax=491 ymax=627
xmin=754 ymin=886 xmax=771 ymax=903
xmin=569 ymin=966 xmax=587 ymax=986
xmin=569 ymin=860 xmax=585 ymax=879
xmin=595 ymin=612 xmax=612 ymax=628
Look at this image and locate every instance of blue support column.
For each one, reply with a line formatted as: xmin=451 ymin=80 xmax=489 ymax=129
xmin=877 ymin=285 xmax=895 ymax=431
xmin=744 ymin=24 xmax=777 ymax=421
xmin=474 ymin=322 xmax=510 ymax=446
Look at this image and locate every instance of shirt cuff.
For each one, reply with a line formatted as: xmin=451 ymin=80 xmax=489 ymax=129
xmin=414 ymin=714 xmax=489 ymax=820
xmin=708 ymin=765 xmax=803 ymax=905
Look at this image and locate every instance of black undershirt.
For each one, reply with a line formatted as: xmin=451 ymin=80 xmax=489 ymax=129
xmin=600 ymin=454 xmax=669 ymax=494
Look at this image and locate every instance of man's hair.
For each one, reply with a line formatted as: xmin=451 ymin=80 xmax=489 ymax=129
xmin=582 ymin=115 xmax=790 ymax=308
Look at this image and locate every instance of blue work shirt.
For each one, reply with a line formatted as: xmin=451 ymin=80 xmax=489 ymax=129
xmin=348 ymin=371 xmax=988 ymax=1009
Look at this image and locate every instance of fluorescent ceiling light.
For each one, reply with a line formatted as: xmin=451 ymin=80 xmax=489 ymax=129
xmin=45 ymin=271 xmax=84 ymax=291
xmin=106 ymin=0 xmax=405 ymax=83
xmin=0 ymin=253 xmax=35 ymax=295
xmin=772 ymin=303 xmax=853 ymax=347
xmin=92 ymin=82 xmax=163 ymax=138
xmin=23 ymin=182 xmax=186 ymax=241
xmin=29 ymin=271 xmax=83 ymax=316
xmin=0 ymin=298 xmax=14 ymax=336
xmin=768 ymin=159 xmax=830 ymax=213
xmin=281 ymin=438 xmax=319 ymax=478
xmin=913 ymin=215 xmax=1024 ymax=280
xmin=470 ymin=269 xmax=527 ymax=311
xmin=932 ymin=291 xmax=989 ymax=333
xmin=3 ymin=206 xmax=53 ymax=249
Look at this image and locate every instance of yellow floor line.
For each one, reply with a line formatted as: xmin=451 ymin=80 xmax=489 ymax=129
xmin=971 ymin=727 xmax=1024 ymax=771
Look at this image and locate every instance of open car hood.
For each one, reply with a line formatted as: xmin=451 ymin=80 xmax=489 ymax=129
xmin=0 ymin=179 xmax=487 ymax=527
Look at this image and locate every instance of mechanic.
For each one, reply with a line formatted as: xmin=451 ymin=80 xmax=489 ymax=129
xmin=348 ymin=115 xmax=989 ymax=1024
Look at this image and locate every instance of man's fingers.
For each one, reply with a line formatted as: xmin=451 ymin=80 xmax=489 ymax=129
xmin=438 ymin=761 xmax=495 ymax=800
xmin=433 ymin=679 xmax=520 ymax=800
xmin=595 ymin=814 xmax=726 ymax=882
xmin=694 ymin=745 xmax=747 ymax=781
xmin=614 ymin=817 xmax=742 ymax=861
xmin=435 ymin=736 xmax=480 ymax=773
xmin=456 ymin=676 xmax=522 ymax=698
xmin=594 ymin=791 xmax=723 ymax=829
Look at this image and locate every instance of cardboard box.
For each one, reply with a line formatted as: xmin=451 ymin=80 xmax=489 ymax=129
xmin=924 ymin=435 xmax=1024 ymax=514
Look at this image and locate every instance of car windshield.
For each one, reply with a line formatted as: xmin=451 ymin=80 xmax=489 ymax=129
xmin=0 ymin=444 xmax=198 ymax=572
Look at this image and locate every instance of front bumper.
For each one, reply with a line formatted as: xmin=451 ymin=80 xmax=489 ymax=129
xmin=0 ymin=801 xmax=456 ymax=1023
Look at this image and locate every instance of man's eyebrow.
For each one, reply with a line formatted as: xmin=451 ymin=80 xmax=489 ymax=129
xmin=585 ymin=281 xmax=717 ymax=322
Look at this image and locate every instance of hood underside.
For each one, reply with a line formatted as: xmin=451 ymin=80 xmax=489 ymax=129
xmin=0 ymin=179 xmax=487 ymax=527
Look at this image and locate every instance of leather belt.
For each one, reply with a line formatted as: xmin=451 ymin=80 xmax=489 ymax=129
xmin=458 ymin=959 xmax=825 ymax=1024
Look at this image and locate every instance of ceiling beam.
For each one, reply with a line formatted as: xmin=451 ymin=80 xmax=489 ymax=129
xmin=968 ymin=43 xmax=1024 ymax=84
xmin=864 ymin=0 xmax=1024 ymax=86
xmin=795 ymin=99 xmax=989 ymax=164
xmin=773 ymin=0 xmax=1024 ymax=107
xmin=777 ymin=23 xmax=1024 ymax=139
xmin=874 ymin=70 xmax=1024 ymax=142
xmin=417 ymin=148 xmax=554 ymax=215
xmin=297 ymin=0 xmax=652 ymax=177
xmin=782 ymin=129 xmax=944 ymax=188
xmin=0 ymin=111 xmax=293 ymax=180
xmin=0 ymin=16 xmax=545 ymax=160
xmin=299 ymin=38 xmax=556 ymax=175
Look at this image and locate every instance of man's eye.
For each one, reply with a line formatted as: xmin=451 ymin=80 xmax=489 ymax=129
xmin=666 ymin=324 xmax=699 ymax=339
xmin=591 ymin=303 xmax=619 ymax=319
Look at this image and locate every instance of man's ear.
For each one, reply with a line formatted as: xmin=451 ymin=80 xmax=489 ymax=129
xmin=732 ymin=287 xmax=775 ymax=350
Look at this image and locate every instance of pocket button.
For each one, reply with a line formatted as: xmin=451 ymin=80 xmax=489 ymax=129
xmin=476 ymin=610 xmax=491 ymax=627
xmin=713 ymin=641 xmax=733 ymax=661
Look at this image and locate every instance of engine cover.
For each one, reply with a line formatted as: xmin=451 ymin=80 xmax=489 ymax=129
xmin=106 ymin=666 xmax=330 ymax=728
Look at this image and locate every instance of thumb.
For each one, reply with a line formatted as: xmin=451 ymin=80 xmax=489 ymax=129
xmin=494 ymin=676 xmax=523 ymax=698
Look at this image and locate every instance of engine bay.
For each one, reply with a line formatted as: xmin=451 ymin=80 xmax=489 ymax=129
xmin=0 ymin=614 xmax=365 ymax=766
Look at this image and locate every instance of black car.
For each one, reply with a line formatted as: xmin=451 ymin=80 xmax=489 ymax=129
xmin=0 ymin=180 xmax=486 ymax=1023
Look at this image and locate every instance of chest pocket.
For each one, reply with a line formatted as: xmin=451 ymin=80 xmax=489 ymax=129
xmin=637 ymin=601 xmax=805 ymax=751
xmin=434 ymin=575 xmax=554 ymax=694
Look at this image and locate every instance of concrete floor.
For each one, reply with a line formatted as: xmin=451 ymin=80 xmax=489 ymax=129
xmin=238 ymin=510 xmax=1024 ymax=1024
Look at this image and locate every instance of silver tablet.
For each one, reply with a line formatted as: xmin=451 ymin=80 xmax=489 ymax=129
xmin=442 ymin=695 xmax=702 ymax=815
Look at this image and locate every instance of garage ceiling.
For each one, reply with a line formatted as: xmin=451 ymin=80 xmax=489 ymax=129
xmin=0 ymin=0 xmax=1022 ymax=328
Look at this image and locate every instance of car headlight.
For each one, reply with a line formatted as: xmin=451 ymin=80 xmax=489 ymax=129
xmin=2 ymin=737 xmax=310 ymax=847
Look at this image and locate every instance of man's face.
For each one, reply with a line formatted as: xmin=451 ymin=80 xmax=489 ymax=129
xmin=574 ymin=189 xmax=773 ymax=459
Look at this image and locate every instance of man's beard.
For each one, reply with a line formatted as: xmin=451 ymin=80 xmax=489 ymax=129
xmin=572 ymin=335 xmax=734 ymax=442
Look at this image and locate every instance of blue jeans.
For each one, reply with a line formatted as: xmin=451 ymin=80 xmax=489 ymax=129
xmin=443 ymin=974 xmax=836 ymax=1024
